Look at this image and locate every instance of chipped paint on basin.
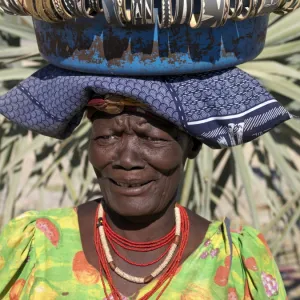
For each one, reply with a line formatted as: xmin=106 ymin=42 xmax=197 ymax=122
xmin=33 ymin=14 xmax=268 ymax=75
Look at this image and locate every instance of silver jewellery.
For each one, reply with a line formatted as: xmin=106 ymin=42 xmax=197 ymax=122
xmin=102 ymin=0 xmax=126 ymax=26
xmin=131 ymin=0 xmax=154 ymax=26
xmin=0 ymin=0 xmax=17 ymax=15
xmin=144 ymin=0 xmax=154 ymax=24
xmin=233 ymin=0 xmax=254 ymax=20
xmin=52 ymin=0 xmax=72 ymax=20
xmin=1 ymin=0 xmax=300 ymax=25
xmin=4 ymin=0 xmax=26 ymax=15
xmin=114 ymin=0 xmax=131 ymax=25
xmin=228 ymin=0 xmax=243 ymax=19
xmin=131 ymin=0 xmax=143 ymax=26
xmin=158 ymin=0 xmax=173 ymax=28
xmin=257 ymin=0 xmax=281 ymax=15
xmin=201 ymin=0 xmax=228 ymax=28
xmin=173 ymin=0 xmax=193 ymax=25
xmin=62 ymin=0 xmax=78 ymax=16
xmin=248 ymin=0 xmax=262 ymax=17
xmin=75 ymin=0 xmax=94 ymax=18
xmin=189 ymin=0 xmax=205 ymax=28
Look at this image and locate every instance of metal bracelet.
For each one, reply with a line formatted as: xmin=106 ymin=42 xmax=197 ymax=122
xmin=257 ymin=0 xmax=281 ymax=15
xmin=228 ymin=0 xmax=243 ymax=19
xmin=201 ymin=0 xmax=227 ymax=28
xmin=72 ymin=0 xmax=83 ymax=16
xmin=115 ymin=0 xmax=131 ymax=24
xmin=12 ymin=0 xmax=29 ymax=15
xmin=275 ymin=0 xmax=299 ymax=13
xmin=233 ymin=0 xmax=254 ymax=20
xmin=42 ymin=0 xmax=63 ymax=21
xmin=89 ymin=0 xmax=102 ymax=13
xmin=6 ymin=0 xmax=26 ymax=15
xmin=220 ymin=0 xmax=230 ymax=27
xmin=52 ymin=0 xmax=73 ymax=19
xmin=35 ymin=0 xmax=56 ymax=21
xmin=102 ymin=0 xmax=124 ymax=25
xmin=78 ymin=0 xmax=94 ymax=18
xmin=94 ymin=0 xmax=103 ymax=12
xmin=248 ymin=0 xmax=262 ymax=17
xmin=23 ymin=0 xmax=43 ymax=19
xmin=62 ymin=0 xmax=77 ymax=15
xmin=189 ymin=0 xmax=204 ymax=28
xmin=0 ymin=0 xmax=16 ymax=14
xmin=158 ymin=0 xmax=173 ymax=28
xmin=173 ymin=0 xmax=193 ymax=25
xmin=89 ymin=0 xmax=96 ymax=11
xmin=131 ymin=0 xmax=154 ymax=25
xmin=131 ymin=0 xmax=141 ymax=25
xmin=273 ymin=0 xmax=288 ymax=12
xmin=144 ymin=0 xmax=154 ymax=24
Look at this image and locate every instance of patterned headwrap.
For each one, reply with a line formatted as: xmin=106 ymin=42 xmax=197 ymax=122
xmin=0 ymin=64 xmax=292 ymax=149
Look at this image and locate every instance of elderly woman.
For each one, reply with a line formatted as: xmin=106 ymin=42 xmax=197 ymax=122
xmin=0 ymin=66 xmax=289 ymax=299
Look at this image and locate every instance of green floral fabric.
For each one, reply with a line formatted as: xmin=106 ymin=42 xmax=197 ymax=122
xmin=0 ymin=207 xmax=287 ymax=299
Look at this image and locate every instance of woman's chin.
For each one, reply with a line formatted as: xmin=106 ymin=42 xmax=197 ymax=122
xmin=104 ymin=196 xmax=162 ymax=219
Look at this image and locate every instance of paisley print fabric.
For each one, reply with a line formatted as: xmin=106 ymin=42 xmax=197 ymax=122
xmin=0 ymin=207 xmax=287 ymax=299
xmin=0 ymin=65 xmax=291 ymax=149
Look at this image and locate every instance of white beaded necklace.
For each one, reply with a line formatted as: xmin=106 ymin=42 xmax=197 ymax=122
xmin=97 ymin=203 xmax=181 ymax=284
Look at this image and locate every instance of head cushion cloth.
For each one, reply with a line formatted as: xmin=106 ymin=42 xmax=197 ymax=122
xmin=0 ymin=65 xmax=291 ymax=149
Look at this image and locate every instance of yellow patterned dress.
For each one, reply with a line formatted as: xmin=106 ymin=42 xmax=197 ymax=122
xmin=0 ymin=207 xmax=287 ymax=299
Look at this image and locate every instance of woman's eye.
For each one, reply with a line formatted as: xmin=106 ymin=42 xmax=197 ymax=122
xmin=143 ymin=136 xmax=166 ymax=142
xmin=93 ymin=135 xmax=118 ymax=142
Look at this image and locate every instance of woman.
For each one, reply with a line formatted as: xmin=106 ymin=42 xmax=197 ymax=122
xmin=0 ymin=66 xmax=289 ymax=299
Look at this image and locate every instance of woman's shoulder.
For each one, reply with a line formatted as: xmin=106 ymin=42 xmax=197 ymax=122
xmin=1 ymin=206 xmax=78 ymax=232
xmin=0 ymin=206 xmax=81 ymax=298
xmin=0 ymin=206 xmax=79 ymax=251
xmin=205 ymin=218 xmax=270 ymax=249
xmin=208 ymin=219 xmax=286 ymax=299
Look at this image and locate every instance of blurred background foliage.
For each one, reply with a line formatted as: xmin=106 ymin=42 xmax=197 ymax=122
xmin=0 ymin=11 xmax=300 ymax=298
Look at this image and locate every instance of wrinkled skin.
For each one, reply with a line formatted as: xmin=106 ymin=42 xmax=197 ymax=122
xmin=78 ymin=111 xmax=209 ymax=297
xmin=88 ymin=112 xmax=201 ymax=219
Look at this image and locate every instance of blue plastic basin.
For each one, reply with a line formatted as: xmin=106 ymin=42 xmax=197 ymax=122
xmin=33 ymin=14 xmax=268 ymax=76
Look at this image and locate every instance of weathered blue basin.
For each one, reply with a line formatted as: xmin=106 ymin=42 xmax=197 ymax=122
xmin=33 ymin=14 xmax=268 ymax=75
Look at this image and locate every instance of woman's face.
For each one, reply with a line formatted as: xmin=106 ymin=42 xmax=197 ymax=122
xmin=89 ymin=112 xmax=197 ymax=218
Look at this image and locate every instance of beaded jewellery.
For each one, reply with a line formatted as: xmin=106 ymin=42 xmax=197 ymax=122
xmin=94 ymin=202 xmax=190 ymax=299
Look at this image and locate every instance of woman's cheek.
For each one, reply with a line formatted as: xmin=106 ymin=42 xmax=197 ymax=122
xmin=146 ymin=146 xmax=184 ymax=172
xmin=88 ymin=142 xmax=111 ymax=170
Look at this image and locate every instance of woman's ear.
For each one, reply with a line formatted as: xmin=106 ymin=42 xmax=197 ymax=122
xmin=187 ymin=138 xmax=202 ymax=159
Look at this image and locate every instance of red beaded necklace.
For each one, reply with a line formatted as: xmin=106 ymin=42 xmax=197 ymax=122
xmin=104 ymin=214 xmax=175 ymax=267
xmin=94 ymin=203 xmax=190 ymax=300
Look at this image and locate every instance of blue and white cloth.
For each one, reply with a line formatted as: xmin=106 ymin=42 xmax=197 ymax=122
xmin=0 ymin=65 xmax=291 ymax=148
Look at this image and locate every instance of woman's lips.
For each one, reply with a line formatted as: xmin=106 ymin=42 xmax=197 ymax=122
xmin=109 ymin=178 xmax=154 ymax=196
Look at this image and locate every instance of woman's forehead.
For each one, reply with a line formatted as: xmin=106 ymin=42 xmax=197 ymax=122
xmin=92 ymin=111 xmax=174 ymax=131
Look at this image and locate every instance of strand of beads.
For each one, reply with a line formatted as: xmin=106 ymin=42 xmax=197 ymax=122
xmin=94 ymin=202 xmax=190 ymax=299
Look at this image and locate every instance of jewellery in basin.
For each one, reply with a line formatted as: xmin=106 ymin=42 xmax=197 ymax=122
xmin=173 ymin=0 xmax=193 ymax=24
xmin=189 ymin=0 xmax=205 ymax=28
xmin=158 ymin=0 xmax=173 ymax=28
xmin=257 ymin=0 xmax=281 ymax=15
xmin=201 ymin=0 xmax=229 ymax=28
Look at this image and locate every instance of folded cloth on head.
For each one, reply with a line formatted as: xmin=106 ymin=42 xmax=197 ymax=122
xmin=0 ymin=64 xmax=292 ymax=149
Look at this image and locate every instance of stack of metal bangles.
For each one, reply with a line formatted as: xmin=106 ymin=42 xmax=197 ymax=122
xmin=0 ymin=0 xmax=299 ymax=28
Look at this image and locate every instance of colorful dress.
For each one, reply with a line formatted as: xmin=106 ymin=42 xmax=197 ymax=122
xmin=0 ymin=207 xmax=286 ymax=299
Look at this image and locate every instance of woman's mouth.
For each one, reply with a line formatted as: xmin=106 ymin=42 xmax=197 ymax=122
xmin=108 ymin=178 xmax=155 ymax=196
xmin=109 ymin=179 xmax=152 ymax=188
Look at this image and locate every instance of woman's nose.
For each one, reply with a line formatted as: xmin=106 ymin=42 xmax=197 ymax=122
xmin=112 ymin=136 xmax=145 ymax=170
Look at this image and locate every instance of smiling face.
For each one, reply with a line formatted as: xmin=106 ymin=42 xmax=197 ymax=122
xmin=88 ymin=111 xmax=200 ymax=218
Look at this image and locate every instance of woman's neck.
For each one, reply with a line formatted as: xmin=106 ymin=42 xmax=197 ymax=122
xmin=103 ymin=200 xmax=176 ymax=242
